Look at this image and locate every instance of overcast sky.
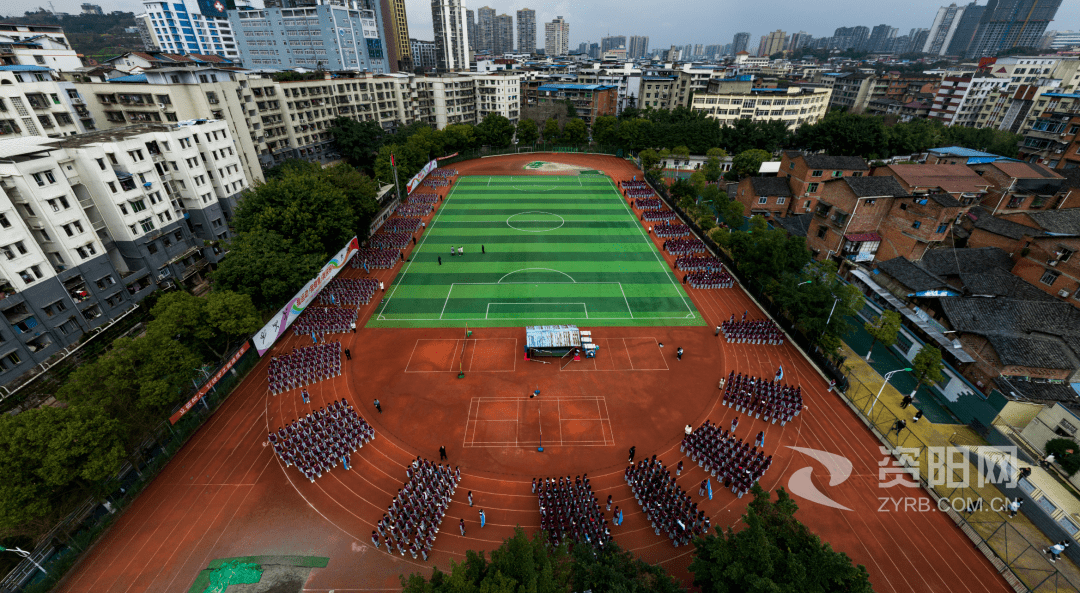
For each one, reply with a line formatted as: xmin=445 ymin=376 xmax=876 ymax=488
xmin=24 ymin=0 xmax=1080 ymax=50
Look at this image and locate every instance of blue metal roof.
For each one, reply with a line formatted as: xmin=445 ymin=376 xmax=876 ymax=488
xmin=928 ymin=146 xmax=997 ymax=157
xmin=537 ymin=83 xmax=616 ymax=91
xmin=751 ymin=88 xmax=785 ymax=92
xmin=110 ymin=73 xmax=148 ymax=83
xmin=642 ymin=76 xmax=673 ymax=81
xmin=1042 ymin=93 xmax=1080 ymax=99
xmin=0 ymin=65 xmax=51 ymax=72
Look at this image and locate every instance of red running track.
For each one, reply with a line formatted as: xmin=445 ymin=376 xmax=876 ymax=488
xmin=54 ymin=154 xmax=1010 ymax=593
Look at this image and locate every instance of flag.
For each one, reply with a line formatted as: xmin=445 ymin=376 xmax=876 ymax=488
xmin=390 ymin=153 xmax=396 ymax=167
xmin=707 ymin=478 xmax=713 ymax=500
xmin=775 ymin=364 xmax=784 ymax=382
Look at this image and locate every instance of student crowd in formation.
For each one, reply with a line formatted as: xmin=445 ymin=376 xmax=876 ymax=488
xmin=268 ymin=399 xmax=374 ymax=482
xmin=369 ymin=232 xmax=412 ymax=250
xmin=625 ymin=456 xmax=710 ymax=546
xmin=721 ymin=317 xmax=785 ymax=345
xmin=383 ymin=216 xmax=422 ymax=234
xmin=675 ymin=255 xmax=722 ymax=272
xmin=267 ymin=342 xmax=342 ymax=395
xmin=373 ymin=458 xmax=460 ymax=561
xmin=535 ymin=475 xmax=612 ymax=549
xmin=721 ymin=370 xmax=803 ymax=426
xmin=642 ymin=210 xmax=677 ymax=222
xmin=317 ymin=278 xmax=379 ymax=306
xmin=664 ymin=238 xmax=706 ymax=256
xmin=350 ymin=248 xmax=398 ymax=270
xmin=681 ymin=420 xmax=773 ymax=499
xmin=685 ymin=269 xmax=735 ymax=289
xmin=634 ymin=197 xmax=663 ymax=210
xmin=292 ymin=306 xmax=357 ymax=336
xmin=407 ymin=192 xmax=440 ymax=204
xmin=424 ymin=178 xmax=450 ymax=188
xmin=620 ymin=180 xmax=653 ymax=198
xmin=430 ymin=168 xmax=457 ymax=178
xmin=654 ymin=223 xmax=690 ymax=238
xmin=396 ymin=203 xmax=433 ymax=217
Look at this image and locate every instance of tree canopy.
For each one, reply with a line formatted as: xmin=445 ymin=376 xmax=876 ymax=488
xmin=328 ymin=117 xmax=386 ymax=174
xmin=690 ymin=485 xmax=874 ymax=593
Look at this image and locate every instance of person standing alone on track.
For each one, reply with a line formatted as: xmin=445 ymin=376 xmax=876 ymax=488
xmin=374 ymin=398 xmax=382 ymax=413
xmin=439 ymin=445 xmax=447 ymax=460
xmin=676 ymin=347 xmax=684 ymax=361
xmin=628 ymin=446 xmax=636 ymax=462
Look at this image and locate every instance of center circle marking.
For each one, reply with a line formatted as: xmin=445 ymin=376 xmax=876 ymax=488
xmin=506 ymin=211 xmax=565 ymax=233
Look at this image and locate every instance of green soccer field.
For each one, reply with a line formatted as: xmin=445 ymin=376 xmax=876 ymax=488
xmin=366 ymin=174 xmax=706 ymax=328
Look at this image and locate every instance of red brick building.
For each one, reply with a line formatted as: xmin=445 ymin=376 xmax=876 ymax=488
xmin=969 ymin=160 xmax=1069 ymax=214
xmin=805 ymin=176 xmax=909 ymax=263
xmin=776 ymin=152 xmax=869 ymax=216
xmin=872 ymin=163 xmax=989 ymax=208
xmin=733 ymin=176 xmax=793 ymax=219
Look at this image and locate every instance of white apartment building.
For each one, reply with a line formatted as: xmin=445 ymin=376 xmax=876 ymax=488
xmin=929 ymin=75 xmax=1010 ymax=126
xmin=0 ymin=120 xmax=250 ymax=389
xmin=690 ymin=81 xmax=831 ymax=130
xmin=0 ymin=66 xmax=88 ymax=138
xmin=0 ymin=27 xmax=84 ymax=72
xmin=544 ymin=16 xmax=569 ymax=57
xmin=141 ymin=0 xmax=239 ymax=58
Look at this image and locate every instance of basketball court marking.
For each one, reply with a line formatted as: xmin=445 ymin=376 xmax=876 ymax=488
xmin=403 ymin=338 xmax=518 ymax=373
xmin=463 ymin=396 xmax=615 ymax=448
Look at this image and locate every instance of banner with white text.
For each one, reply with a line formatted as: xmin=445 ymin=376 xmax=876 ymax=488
xmin=253 ymin=236 xmax=359 ymax=356
xmin=405 ymin=159 xmax=437 ymax=195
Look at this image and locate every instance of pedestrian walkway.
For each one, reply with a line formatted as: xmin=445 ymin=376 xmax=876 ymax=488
xmin=840 ymin=343 xmax=1080 ymax=592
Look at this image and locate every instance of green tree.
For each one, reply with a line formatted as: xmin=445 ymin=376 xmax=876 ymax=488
xmin=564 ymin=98 xmax=578 ymax=118
xmin=400 ymin=527 xmax=571 ymax=592
xmin=563 ymin=118 xmax=588 ymax=144
xmin=717 ymin=195 xmax=745 ymax=228
xmin=475 ymin=113 xmax=515 ymax=148
xmin=671 ymin=145 xmax=691 ymax=160
xmin=731 ymin=148 xmax=772 ymax=178
xmin=0 ymin=405 xmax=127 ymax=532
xmin=727 ymin=215 xmax=811 ymax=295
xmin=592 ymin=115 xmax=619 ymax=145
xmin=328 ymin=117 xmax=386 ymax=174
xmin=440 ymin=123 xmax=477 ymax=152
xmin=213 ymin=230 xmax=325 ymax=310
xmin=617 ymin=117 xmax=655 ymax=151
xmin=910 ymin=344 xmax=945 ymax=395
xmin=702 ymin=153 xmax=725 ymax=183
xmin=149 ymin=291 xmax=260 ymax=361
xmin=864 ymin=310 xmax=902 ymax=361
xmin=515 ymin=118 xmax=540 ymax=145
xmin=1045 ymin=438 xmax=1080 ymax=476
xmin=690 ymin=485 xmax=874 ymax=593
xmin=794 ymin=110 xmax=888 ymax=158
xmin=321 ymin=163 xmax=381 ymax=238
xmin=639 ymin=148 xmax=662 ymax=173
xmin=570 ymin=541 xmax=685 ymax=592
xmin=770 ymin=260 xmax=864 ymax=352
xmin=542 ymin=118 xmax=561 ymax=143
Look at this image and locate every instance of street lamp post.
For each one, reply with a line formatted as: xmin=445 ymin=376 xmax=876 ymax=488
xmin=0 ymin=546 xmax=47 ymax=575
xmin=868 ymin=367 xmax=912 ymax=416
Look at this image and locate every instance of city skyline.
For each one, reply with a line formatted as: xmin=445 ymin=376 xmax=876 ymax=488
xmin=8 ymin=0 xmax=1079 ymax=53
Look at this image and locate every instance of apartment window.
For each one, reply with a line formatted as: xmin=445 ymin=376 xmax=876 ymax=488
xmin=0 ymin=213 xmax=8 ymax=228
xmin=912 ymin=221 xmax=921 ymax=229
xmin=1041 ymin=269 xmax=1060 ymax=286
xmin=811 ymin=170 xmax=823 ymax=177
xmin=130 ymin=199 xmax=146 ymax=213
xmin=936 ymin=223 xmax=948 ymax=234
xmin=96 ymin=275 xmax=115 ymax=289
xmin=807 ymin=182 xmax=819 ymax=193
xmin=816 ymin=226 xmax=828 ymax=239
xmin=140 ymin=218 xmax=155 ymax=233
xmin=147 ymin=242 xmax=158 ymax=254
xmin=107 ymin=181 xmax=117 ymax=193
xmin=831 ymin=171 xmax=843 ymax=178
xmin=777 ymin=197 xmax=786 ymax=205
xmin=42 ymin=300 xmax=67 ymax=317
xmin=31 ymin=170 xmax=55 ymax=186
xmin=757 ymin=196 xmax=768 ymax=205
xmin=174 ymin=230 xmax=183 ymax=241
xmin=1 ymin=245 xmax=13 ymax=260
xmin=119 ymin=203 xmax=128 ymax=215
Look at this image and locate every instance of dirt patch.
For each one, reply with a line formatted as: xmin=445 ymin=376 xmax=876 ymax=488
xmin=223 ymin=565 xmax=307 ymax=593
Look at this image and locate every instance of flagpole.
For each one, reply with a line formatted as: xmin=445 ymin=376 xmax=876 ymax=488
xmin=391 ymin=153 xmax=402 ymax=204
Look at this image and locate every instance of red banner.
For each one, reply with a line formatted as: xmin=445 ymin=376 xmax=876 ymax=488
xmin=169 ymin=342 xmax=250 ymax=424
xmin=436 ymin=152 xmax=459 ymax=161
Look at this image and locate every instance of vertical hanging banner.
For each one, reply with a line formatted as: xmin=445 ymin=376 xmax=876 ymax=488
xmin=405 ymin=159 xmax=438 ymax=194
xmin=253 ymin=236 xmax=360 ymax=356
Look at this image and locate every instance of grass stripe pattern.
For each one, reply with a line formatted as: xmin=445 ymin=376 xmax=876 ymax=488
xmin=367 ymin=174 xmax=705 ymax=328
